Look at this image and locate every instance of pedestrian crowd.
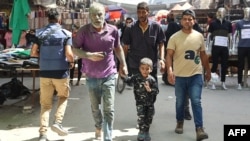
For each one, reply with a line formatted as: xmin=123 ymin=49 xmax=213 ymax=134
xmin=26 ymin=1 xmax=250 ymax=141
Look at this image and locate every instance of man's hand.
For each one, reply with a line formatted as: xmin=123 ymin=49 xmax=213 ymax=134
xmin=159 ymin=60 xmax=165 ymax=74
xmin=144 ymin=81 xmax=152 ymax=92
xmin=205 ymin=70 xmax=211 ymax=82
xmin=119 ymin=64 xmax=128 ymax=78
xmin=167 ymin=71 xmax=175 ymax=85
xmin=69 ymin=62 xmax=75 ymax=69
xmin=72 ymin=48 xmax=106 ymax=61
xmin=87 ymin=52 xmax=106 ymax=61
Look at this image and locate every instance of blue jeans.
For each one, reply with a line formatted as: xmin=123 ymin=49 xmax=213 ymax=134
xmin=175 ymin=74 xmax=204 ymax=128
xmin=86 ymin=74 xmax=116 ymax=141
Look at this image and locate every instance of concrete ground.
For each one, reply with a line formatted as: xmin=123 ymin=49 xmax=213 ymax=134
xmin=0 ymin=74 xmax=250 ymax=141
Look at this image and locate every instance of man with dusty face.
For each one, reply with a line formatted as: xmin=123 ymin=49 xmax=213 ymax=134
xmin=216 ymin=7 xmax=226 ymax=20
xmin=89 ymin=3 xmax=105 ymax=29
xmin=244 ymin=7 xmax=250 ymax=21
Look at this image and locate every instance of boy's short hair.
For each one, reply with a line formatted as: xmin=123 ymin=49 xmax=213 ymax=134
xmin=140 ymin=57 xmax=153 ymax=69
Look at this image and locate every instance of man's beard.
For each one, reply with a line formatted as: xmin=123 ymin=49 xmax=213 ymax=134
xmin=92 ymin=22 xmax=104 ymax=28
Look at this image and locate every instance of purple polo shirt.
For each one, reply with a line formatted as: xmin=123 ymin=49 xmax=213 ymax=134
xmin=73 ymin=23 xmax=119 ymax=78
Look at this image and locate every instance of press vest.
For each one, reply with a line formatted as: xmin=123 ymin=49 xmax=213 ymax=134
xmin=37 ymin=25 xmax=70 ymax=71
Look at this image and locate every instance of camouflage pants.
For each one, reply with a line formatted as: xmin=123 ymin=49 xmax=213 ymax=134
xmin=136 ymin=104 xmax=155 ymax=132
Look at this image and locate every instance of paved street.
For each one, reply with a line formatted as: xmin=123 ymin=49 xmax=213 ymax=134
xmin=0 ymin=75 xmax=250 ymax=141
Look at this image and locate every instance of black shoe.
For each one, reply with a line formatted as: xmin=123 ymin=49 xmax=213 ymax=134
xmin=38 ymin=134 xmax=47 ymax=141
xmin=184 ymin=110 xmax=192 ymax=120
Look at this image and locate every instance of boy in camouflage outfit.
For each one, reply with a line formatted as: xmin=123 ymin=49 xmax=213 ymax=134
xmin=124 ymin=57 xmax=159 ymax=141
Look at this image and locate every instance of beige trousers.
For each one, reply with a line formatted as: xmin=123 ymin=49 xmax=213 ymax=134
xmin=39 ymin=77 xmax=70 ymax=135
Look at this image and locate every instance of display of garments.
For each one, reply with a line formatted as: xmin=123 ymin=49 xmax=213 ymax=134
xmin=9 ymin=0 xmax=31 ymax=45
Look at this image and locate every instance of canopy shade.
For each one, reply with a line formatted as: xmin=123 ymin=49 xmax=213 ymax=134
xmin=105 ymin=5 xmax=126 ymax=12
xmin=155 ymin=9 xmax=169 ymax=19
xmin=105 ymin=5 xmax=127 ymax=21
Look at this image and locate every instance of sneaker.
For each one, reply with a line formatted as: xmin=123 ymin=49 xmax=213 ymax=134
xmin=38 ymin=134 xmax=47 ymax=141
xmin=95 ymin=128 xmax=102 ymax=140
xmin=237 ymin=84 xmax=242 ymax=90
xmin=144 ymin=132 xmax=151 ymax=141
xmin=211 ymin=84 xmax=216 ymax=90
xmin=51 ymin=123 xmax=68 ymax=136
xmin=221 ymin=82 xmax=227 ymax=90
xmin=137 ymin=131 xmax=145 ymax=141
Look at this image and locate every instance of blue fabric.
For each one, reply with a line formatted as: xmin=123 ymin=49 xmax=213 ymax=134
xmin=37 ymin=23 xmax=72 ymax=78
xmin=86 ymin=74 xmax=116 ymax=141
xmin=174 ymin=74 xmax=204 ymax=128
xmin=236 ymin=20 xmax=250 ymax=47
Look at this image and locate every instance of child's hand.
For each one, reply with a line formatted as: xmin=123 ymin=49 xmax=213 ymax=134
xmin=144 ymin=81 xmax=151 ymax=92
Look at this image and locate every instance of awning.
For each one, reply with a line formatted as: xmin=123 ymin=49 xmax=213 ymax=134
xmin=105 ymin=5 xmax=127 ymax=21
xmin=155 ymin=9 xmax=169 ymax=19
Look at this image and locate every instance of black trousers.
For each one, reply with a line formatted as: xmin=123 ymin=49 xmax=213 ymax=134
xmin=211 ymin=46 xmax=229 ymax=82
xmin=237 ymin=47 xmax=250 ymax=83
xmin=70 ymin=58 xmax=82 ymax=81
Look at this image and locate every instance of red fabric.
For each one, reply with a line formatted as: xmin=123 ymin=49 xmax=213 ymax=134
xmin=109 ymin=11 xmax=122 ymax=20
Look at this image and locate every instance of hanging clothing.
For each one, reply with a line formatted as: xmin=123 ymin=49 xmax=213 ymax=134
xmin=9 ymin=0 xmax=31 ymax=45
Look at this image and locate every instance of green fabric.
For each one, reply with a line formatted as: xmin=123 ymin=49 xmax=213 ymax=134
xmin=13 ymin=49 xmax=31 ymax=59
xmin=9 ymin=0 xmax=31 ymax=44
xmin=15 ymin=49 xmax=31 ymax=56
